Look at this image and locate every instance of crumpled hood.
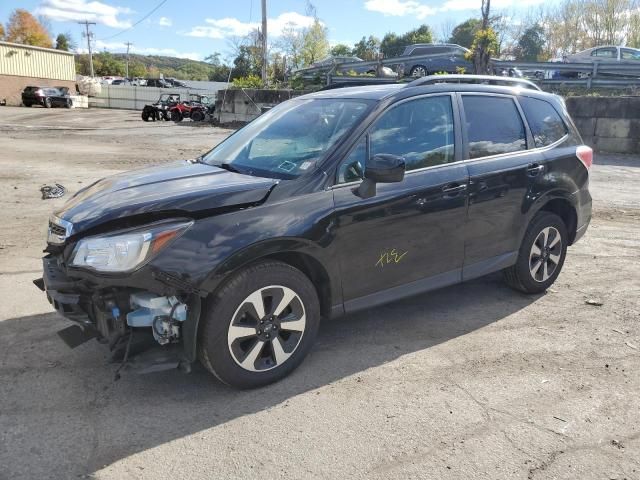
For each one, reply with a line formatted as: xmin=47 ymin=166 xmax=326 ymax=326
xmin=56 ymin=160 xmax=278 ymax=234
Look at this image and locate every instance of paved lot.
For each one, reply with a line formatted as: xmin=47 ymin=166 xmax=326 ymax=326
xmin=0 ymin=106 xmax=639 ymax=480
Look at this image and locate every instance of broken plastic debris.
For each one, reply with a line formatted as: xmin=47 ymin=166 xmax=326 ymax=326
xmin=40 ymin=183 xmax=65 ymax=200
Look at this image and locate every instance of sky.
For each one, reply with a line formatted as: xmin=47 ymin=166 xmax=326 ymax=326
xmin=0 ymin=0 xmax=546 ymax=61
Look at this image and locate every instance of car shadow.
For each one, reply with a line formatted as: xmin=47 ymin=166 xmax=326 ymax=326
xmin=0 ymin=273 xmax=541 ymax=478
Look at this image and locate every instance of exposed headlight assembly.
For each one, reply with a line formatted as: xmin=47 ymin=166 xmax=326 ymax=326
xmin=71 ymin=220 xmax=193 ymax=273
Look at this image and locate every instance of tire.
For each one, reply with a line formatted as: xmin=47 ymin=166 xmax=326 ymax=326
xmin=44 ymin=98 xmax=52 ymax=108
xmin=191 ymin=110 xmax=205 ymax=122
xmin=65 ymin=98 xmax=72 ymax=109
xmin=503 ymin=212 xmax=568 ymax=294
xmin=198 ymin=261 xmax=321 ymax=389
xmin=162 ymin=111 xmax=171 ymax=121
xmin=141 ymin=111 xmax=150 ymax=122
xmin=24 ymin=103 xmax=32 ymax=108
xmin=410 ymin=65 xmax=428 ymax=77
xmin=171 ymin=110 xmax=183 ymax=122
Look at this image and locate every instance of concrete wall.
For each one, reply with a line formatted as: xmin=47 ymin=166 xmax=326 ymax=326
xmin=566 ymin=96 xmax=640 ymax=154
xmin=215 ymin=89 xmax=307 ymax=123
xmin=0 ymin=75 xmax=76 ymax=106
xmin=89 ymin=85 xmax=220 ymax=110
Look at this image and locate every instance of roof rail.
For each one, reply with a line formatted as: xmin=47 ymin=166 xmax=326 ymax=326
xmin=406 ymin=74 xmax=542 ymax=91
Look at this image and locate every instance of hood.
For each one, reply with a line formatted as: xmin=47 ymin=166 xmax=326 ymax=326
xmin=56 ymin=160 xmax=278 ymax=234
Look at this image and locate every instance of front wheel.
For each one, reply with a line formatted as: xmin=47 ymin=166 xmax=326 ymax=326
xmin=171 ymin=110 xmax=183 ymax=122
xmin=191 ymin=110 xmax=205 ymax=122
xmin=503 ymin=212 xmax=568 ymax=294
xmin=198 ymin=261 xmax=320 ymax=389
xmin=44 ymin=97 xmax=52 ymax=108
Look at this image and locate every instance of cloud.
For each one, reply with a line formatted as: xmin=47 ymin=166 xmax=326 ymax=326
xmin=185 ymin=11 xmax=316 ymax=39
xmin=77 ymin=40 xmax=202 ymax=60
xmin=158 ymin=16 xmax=172 ymax=27
xmin=35 ymin=0 xmax=132 ymax=29
xmin=364 ymin=0 xmax=437 ymax=19
xmin=365 ymin=0 xmax=544 ymax=17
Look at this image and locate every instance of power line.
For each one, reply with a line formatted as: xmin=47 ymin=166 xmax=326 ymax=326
xmin=99 ymin=0 xmax=168 ymax=41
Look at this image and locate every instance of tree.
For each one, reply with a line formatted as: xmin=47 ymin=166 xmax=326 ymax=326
xmin=93 ymin=52 xmax=125 ymax=76
xmin=128 ymin=60 xmax=147 ymax=78
xmin=0 ymin=23 xmax=5 ymax=41
xmin=278 ymin=23 xmax=306 ymax=70
xmin=5 ymin=9 xmax=52 ymax=48
xmin=301 ymin=18 xmax=329 ymax=65
xmin=55 ymin=33 xmax=75 ymax=51
xmin=352 ymin=35 xmax=380 ymax=60
xmin=330 ymin=43 xmax=351 ymax=56
xmin=515 ymin=24 xmax=545 ymax=61
xmin=177 ymin=62 xmax=210 ymax=81
xmin=449 ymin=18 xmax=481 ymax=49
xmin=469 ymin=0 xmax=494 ymax=74
xmin=380 ymin=25 xmax=433 ymax=58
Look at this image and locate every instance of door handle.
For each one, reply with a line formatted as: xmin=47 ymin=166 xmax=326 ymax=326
xmin=527 ymin=163 xmax=545 ymax=177
xmin=442 ymin=183 xmax=467 ymax=198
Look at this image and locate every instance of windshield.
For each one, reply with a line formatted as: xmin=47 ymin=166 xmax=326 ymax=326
xmin=202 ymin=98 xmax=373 ymax=179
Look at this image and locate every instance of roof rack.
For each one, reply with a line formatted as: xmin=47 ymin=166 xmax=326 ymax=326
xmin=406 ymin=74 xmax=541 ymax=91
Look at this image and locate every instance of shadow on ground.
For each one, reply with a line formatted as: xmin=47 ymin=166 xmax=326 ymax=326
xmin=0 ymin=273 xmax=540 ymax=479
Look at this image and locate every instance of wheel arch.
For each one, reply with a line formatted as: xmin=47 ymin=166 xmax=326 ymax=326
xmin=185 ymin=239 xmax=335 ymax=363
xmin=527 ymin=194 xmax=578 ymax=245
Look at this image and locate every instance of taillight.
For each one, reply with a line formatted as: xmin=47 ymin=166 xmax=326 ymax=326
xmin=576 ymin=145 xmax=593 ymax=170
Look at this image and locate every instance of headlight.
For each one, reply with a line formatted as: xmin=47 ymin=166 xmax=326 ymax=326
xmin=70 ymin=220 xmax=192 ymax=273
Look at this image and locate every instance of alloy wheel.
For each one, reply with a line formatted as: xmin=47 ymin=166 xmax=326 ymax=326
xmin=529 ymin=226 xmax=562 ymax=282
xmin=411 ymin=66 xmax=428 ymax=77
xmin=227 ymin=285 xmax=306 ymax=372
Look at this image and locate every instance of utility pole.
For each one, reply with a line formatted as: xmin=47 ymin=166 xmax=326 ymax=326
xmin=78 ymin=20 xmax=96 ymax=77
xmin=261 ymin=0 xmax=268 ymax=86
xmin=125 ymin=42 xmax=133 ymax=79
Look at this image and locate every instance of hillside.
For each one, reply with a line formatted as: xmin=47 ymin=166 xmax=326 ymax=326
xmin=110 ymin=53 xmax=211 ymax=71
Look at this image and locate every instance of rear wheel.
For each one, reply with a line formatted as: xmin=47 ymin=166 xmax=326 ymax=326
xmin=198 ymin=261 xmax=320 ymax=389
xmin=44 ymin=97 xmax=52 ymax=108
xmin=65 ymin=98 xmax=72 ymax=109
xmin=410 ymin=65 xmax=428 ymax=77
xmin=191 ymin=110 xmax=205 ymax=122
xmin=503 ymin=212 xmax=568 ymax=294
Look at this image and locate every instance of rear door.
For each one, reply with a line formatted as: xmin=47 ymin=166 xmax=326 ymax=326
xmin=461 ymin=93 xmax=546 ymax=279
xmin=332 ymin=94 xmax=469 ymax=309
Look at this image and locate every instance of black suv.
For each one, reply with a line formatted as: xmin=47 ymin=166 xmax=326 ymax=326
xmin=36 ymin=76 xmax=592 ymax=388
xmin=22 ymin=86 xmax=72 ymax=108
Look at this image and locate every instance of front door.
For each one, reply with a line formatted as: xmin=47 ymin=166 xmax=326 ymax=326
xmin=332 ymin=94 xmax=469 ymax=311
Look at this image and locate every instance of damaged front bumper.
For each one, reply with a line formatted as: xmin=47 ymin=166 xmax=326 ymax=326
xmin=35 ymin=255 xmax=201 ymax=369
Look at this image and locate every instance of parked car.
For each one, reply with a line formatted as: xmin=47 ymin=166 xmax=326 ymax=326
xmin=165 ymin=77 xmax=189 ymax=88
xmin=145 ymin=78 xmax=171 ymax=88
xmin=100 ymin=76 xmax=123 ymax=85
xmin=21 ymin=86 xmax=72 ymax=108
xmin=397 ymin=43 xmax=472 ymax=77
xmin=131 ymin=78 xmax=147 ymax=86
xmin=295 ymin=55 xmax=398 ymax=78
xmin=111 ymin=79 xmax=130 ymax=86
xmin=564 ymin=46 xmax=640 ymax=63
xmin=36 ymin=77 xmax=592 ymax=388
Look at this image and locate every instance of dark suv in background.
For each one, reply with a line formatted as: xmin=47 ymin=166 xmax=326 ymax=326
xmin=36 ymin=76 xmax=592 ymax=388
xmin=398 ymin=43 xmax=472 ymax=77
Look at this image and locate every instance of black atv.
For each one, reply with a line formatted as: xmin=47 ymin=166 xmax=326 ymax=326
xmin=141 ymin=93 xmax=181 ymax=122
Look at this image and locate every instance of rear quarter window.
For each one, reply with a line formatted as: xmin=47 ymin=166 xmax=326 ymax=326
xmin=519 ymin=96 xmax=568 ymax=148
xmin=462 ymin=95 xmax=526 ymax=159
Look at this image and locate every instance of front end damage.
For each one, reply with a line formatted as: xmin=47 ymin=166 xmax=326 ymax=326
xmin=35 ymin=237 xmax=201 ymax=373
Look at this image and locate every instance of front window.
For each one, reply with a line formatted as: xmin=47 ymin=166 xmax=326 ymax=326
xmin=592 ymin=48 xmax=616 ymax=58
xmin=203 ymin=98 xmax=373 ymax=179
xmin=621 ymin=48 xmax=640 ymax=60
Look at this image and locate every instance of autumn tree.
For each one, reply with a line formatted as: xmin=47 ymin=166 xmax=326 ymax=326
xmin=5 ymin=9 xmax=52 ymax=48
xmin=0 ymin=23 xmax=5 ymax=40
xmin=449 ymin=18 xmax=481 ymax=48
xmin=301 ymin=18 xmax=329 ymax=65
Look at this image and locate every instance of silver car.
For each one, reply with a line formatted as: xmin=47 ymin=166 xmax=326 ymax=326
xmin=564 ymin=46 xmax=640 ymax=63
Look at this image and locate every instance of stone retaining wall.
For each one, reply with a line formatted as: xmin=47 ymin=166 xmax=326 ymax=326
xmin=566 ymin=96 xmax=640 ymax=154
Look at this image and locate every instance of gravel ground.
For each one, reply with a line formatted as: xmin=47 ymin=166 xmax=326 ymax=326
xmin=0 ymin=106 xmax=638 ymax=480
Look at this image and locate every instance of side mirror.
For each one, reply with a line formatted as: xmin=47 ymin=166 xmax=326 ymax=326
xmin=355 ymin=154 xmax=405 ymax=199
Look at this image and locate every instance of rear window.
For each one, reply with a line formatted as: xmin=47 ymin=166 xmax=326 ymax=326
xmin=462 ymin=95 xmax=526 ymax=159
xmin=519 ymin=96 xmax=568 ymax=148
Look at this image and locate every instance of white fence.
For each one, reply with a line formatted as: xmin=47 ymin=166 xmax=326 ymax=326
xmin=89 ymin=83 xmax=228 ymax=110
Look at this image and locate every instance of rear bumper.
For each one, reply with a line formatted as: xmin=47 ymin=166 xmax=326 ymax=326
xmin=572 ymin=187 xmax=592 ymax=244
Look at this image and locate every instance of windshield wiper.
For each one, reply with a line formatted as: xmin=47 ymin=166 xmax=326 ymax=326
xmin=215 ymin=162 xmax=243 ymax=174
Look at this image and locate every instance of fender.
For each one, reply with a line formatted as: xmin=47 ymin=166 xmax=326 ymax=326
xmin=182 ymin=237 xmax=340 ymax=363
